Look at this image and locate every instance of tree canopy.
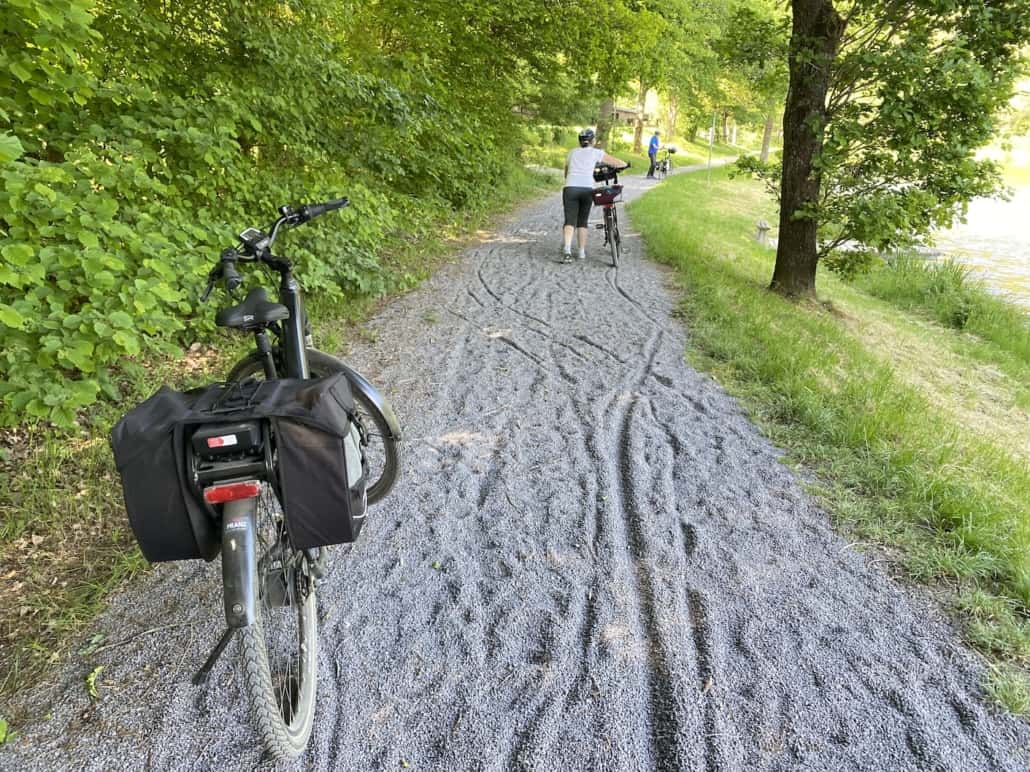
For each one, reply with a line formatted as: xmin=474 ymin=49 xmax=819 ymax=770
xmin=751 ymin=0 xmax=1030 ymax=295
xmin=1 ymin=0 xmax=1026 ymax=423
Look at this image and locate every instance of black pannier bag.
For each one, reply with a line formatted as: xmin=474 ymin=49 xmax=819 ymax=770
xmin=110 ymin=373 xmax=368 ymax=562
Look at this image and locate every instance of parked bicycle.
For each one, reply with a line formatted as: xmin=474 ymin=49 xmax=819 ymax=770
xmin=655 ymin=147 xmax=676 ymax=180
xmin=593 ymin=163 xmax=628 ymax=267
xmin=112 ymin=198 xmax=402 ymax=761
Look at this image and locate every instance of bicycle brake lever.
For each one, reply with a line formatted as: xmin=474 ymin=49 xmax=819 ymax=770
xmin=200 ymin=263 xmax=224 ymax=303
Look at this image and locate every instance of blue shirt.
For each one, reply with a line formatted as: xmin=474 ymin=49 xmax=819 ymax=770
xmin=648 ymin=135 xmax=659 ymax=155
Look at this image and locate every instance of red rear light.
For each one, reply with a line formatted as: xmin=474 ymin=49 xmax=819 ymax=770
xmin=203 ymin=480 xmax=262 ymax=504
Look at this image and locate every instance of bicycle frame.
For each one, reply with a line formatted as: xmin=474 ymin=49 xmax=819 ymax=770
xmin=263 ymin=261 xmax=310 ymax=380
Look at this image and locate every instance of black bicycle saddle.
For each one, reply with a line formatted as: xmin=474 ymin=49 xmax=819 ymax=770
xmin=215 ymin=287 xmax=290 ymax=330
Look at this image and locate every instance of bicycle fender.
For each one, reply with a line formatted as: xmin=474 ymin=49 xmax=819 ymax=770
xmin=329 ymin=358 xmax=403 ymax=442
xmin=221 ymin=499 xmax=258 ymax=628
xmin=227 ymin=349 xmax=403 ymax=442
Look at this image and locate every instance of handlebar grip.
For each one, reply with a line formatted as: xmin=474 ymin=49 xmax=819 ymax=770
xmin=300 ymin=197 xmax=349 ymax=222
xmin=223 ymin=260 xmax=242 ymax=292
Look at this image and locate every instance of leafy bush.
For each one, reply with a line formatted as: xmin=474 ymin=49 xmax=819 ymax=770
xmin=0 ymin=0 xmax=539 ymax=426
xmin=821 ymin=249 xmax=881 ymax=280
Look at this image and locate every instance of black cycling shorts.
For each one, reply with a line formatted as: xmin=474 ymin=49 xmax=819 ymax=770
xmin=562 ymin=186 xmax=594 ymax=228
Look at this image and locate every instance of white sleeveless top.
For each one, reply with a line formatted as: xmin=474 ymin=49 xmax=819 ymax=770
xmin=565 ymin=146 xmax=604 ymax=188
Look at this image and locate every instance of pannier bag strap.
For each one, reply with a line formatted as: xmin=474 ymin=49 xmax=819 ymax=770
xmin=203 ymin=378 xmax=267 ymax=415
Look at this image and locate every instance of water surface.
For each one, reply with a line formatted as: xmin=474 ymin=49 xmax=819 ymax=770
xmin=934 ymin=186 xmax=1030 ymax=311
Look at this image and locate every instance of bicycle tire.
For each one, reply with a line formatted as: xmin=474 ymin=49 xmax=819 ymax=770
xmin=612 ymin=207 xmax=622 ymax=263
xmin=606 ymin=208 xmax=618 ymax=267
xmin=235 ymin=490 xmax=318 ymax=760
xmin=227 ymin=349 xmax=401 ymax=505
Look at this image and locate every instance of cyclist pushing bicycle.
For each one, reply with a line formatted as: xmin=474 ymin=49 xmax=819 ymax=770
xmin=561 ymin=128 xmax=628 ymax=263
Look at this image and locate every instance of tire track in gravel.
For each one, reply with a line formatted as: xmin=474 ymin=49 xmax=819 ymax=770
xmin=4 ymin=165 xmax=1030 ymax=771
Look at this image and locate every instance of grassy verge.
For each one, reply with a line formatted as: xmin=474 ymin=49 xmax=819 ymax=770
xmin=628 ymin=166 xmax=1030 ymax=713
xmin=0 ymin=164 xmax=555 ymax=714
xmin=853 ymin=256 xmax=1030 ymax=366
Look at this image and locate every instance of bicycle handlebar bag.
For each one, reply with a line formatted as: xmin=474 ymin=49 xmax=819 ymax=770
xmin=111 ymin=373 xmax=368 ymax=562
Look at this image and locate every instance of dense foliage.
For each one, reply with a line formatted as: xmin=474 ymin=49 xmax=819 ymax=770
xmin=742 ymin=0 xmax=1030 ymax=293
xmin=0 ymin=0 xmax=593 ymax=425
xmin=1 ymin=0 xmax=786 ymax=427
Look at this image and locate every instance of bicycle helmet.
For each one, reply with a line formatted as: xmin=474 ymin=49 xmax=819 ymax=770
xmin=578 ymin=128 xmax=596 ymax=147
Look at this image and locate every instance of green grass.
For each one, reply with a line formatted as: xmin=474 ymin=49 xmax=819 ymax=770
xmin=854 ymin=256 xmax=1030 ymax=365
xmin=628 ymin=166 xmax=1030 ymax=714
xmin=0 ymin=163 xmax=555 ymax=715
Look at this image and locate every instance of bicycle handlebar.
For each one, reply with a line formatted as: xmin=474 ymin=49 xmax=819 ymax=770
xmin=297 ymin=197 xmax=349 ymax=222
xmin=222 ymin=254 xmax=242 ymax=293
xmin=201 ymin=197 xmax=350 ymax=301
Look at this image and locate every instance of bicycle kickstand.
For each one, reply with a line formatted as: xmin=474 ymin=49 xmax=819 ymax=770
xmin=192 ymin=627 xmax=237 ymax=686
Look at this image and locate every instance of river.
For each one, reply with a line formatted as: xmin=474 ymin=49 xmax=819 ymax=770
xmin=934 ymin=185 xmax=1030 ymax=312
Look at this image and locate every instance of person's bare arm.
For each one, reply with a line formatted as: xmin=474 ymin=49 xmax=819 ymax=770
xmin=601 ymin=152 xmax=628 ymax=169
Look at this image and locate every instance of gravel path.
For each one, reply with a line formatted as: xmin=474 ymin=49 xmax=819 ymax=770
xmin=3 ymin=167 xmax=1029 ymax=771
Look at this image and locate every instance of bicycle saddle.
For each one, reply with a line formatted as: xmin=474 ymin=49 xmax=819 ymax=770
xmin=216 ymin=287 xmax=290 ymax=330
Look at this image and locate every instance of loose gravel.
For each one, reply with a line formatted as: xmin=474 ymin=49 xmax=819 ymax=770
xmin=3 ymin=167 xmax=1029 ymax=771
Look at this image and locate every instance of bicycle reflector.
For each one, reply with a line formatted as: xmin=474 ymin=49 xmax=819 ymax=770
xmin=203 ymin=480 xmax=262 ymax=504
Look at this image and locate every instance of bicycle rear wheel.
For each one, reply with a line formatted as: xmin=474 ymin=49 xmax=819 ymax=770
xmin=227 ymin=349 xmax=401 ymax=505
xmin=237 ymin=487 xmax=317 ymax=760
xmin=605 ymin=208 xmax=618 ymax=267
xmin=609 ymin=206 xmax=618 ymax=265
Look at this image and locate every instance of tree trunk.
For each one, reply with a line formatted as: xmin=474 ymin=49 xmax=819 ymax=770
xmin=771 ymin=0 xmax=846 ymax=297
xmin=721 ymin=111 xmax=729 ymax=143
xmin=632 ymin=81 xmax=648 ymax=153
xmin=596 ymin=97 xmax=615 ymax=149
xmin=760 ymin=112 xmax=774 ymax=163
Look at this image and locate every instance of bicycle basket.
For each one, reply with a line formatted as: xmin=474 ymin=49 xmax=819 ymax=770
xmin=592 ymin=184 xmax=623 ymax=206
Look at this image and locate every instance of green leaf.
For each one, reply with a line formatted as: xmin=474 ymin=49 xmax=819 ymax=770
xmin=85 ymin=665 xmax=104 ymax=699
xmin=97 ymin=373 xmax=122 ymax=401
xmin=1 ymin=244 xmax=33 ymax=266
xmin=0 ymin=715 xmax=14 ymax=746
xmin=66 ymin=379 xmax=99 ymax=406
xmin=27 ymin=87 xmax=54 ymax=106
xmin=51 ymin=405 xmax=77 ymax=427
xmin=0 ymin=304 xmax=26 ymax=330
xmin=112 ymin=330 xmax=140 ymax=355
xmin=60 ymin=340 xmax=95 ymax=372
xmin=25 ymin=398 xmax=49 ymax=418
xmin=77 ymin=230 xmax=100 ymax=248
xmin=9 ymin=61 xmax=33 ymax=83
xmin=109 ymin=311 xmax=133 ymax=329
xmin=150 ymin=283 xmax=181 ymax=303
xmin=0 ymin=134 xmax=25 ymax=163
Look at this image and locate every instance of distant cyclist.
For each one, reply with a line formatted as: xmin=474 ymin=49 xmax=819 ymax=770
xmin=646 ymin=130 xmax=660 ymax=178
xmin=562 ymin=128 xmax=627 ymax=262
